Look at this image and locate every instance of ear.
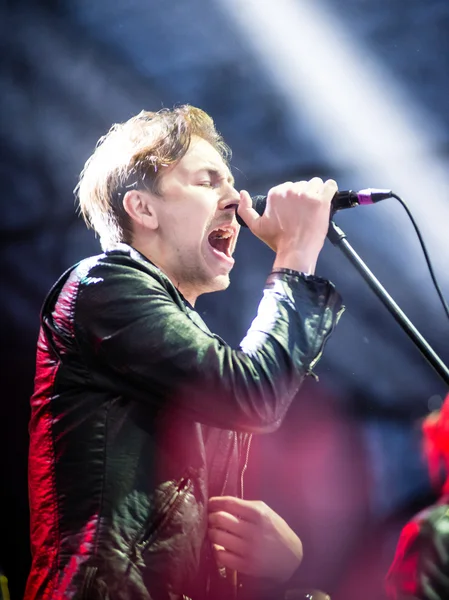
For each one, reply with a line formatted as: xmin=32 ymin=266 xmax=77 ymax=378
xmin=122 ymin=190 xmax=159 ymax=231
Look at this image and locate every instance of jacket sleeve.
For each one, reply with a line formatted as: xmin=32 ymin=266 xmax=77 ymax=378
xmin=73 ymin=256 xmax=343 ymax=433
xmin=385 ymin=509 xmax=449 ymax=600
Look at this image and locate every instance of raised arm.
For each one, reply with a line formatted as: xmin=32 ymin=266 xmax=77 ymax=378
xmin=72 ymin=252 xmax=342 ymax=433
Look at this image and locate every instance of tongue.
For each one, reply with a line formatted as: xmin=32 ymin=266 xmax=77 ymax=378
xmin=209 ymin=236 xmax=228 ymax=254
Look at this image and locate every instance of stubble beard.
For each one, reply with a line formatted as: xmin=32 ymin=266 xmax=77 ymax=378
xmin=173 ymin=251 xmax=230 ymax=299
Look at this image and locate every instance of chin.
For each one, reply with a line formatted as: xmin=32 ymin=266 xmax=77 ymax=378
xmin=207 ymin=274 xmax=231 ymax=294
xmin=217 ymin=274 xmax=231 ymax=290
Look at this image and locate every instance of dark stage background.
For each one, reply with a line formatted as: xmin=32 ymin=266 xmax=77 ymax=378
xmin=2 ymin=1 xmax=449 ymax=598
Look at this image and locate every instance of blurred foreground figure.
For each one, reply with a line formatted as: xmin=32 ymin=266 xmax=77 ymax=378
xmin=25 ymin=106 xmax=343 ymax=600
xmin=386 ymin=393 xmax=449 ymax=600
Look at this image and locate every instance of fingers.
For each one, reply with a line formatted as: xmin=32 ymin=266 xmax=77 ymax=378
xmin=268 ymin=178 xmax=336 ymax=203
xmin=208 ymin=496 xmax=303 ymax=581
xmin=208 ymin=506 xmax=255 ymax=537
xmin=210 ymin=526 xmax=259 ymax=576
xmin=307 ymin=177 xmax=335 ymax=200
xmin=322 ymin=178 xmax=338 ymax=201
xmin=208 ymin=499 xmax=260 ymax=576
xmin=208 ymin=525 xmax=248 ymax=557
xmin=213 ymin=546 xmax=248 ymax=572
xmin=295 ymin=177 xmax=322 ymax=195
xmin=208 ymin=496 xmax=269 ymax=525
xmin=236 ymin=189 xmax=259 ymax=228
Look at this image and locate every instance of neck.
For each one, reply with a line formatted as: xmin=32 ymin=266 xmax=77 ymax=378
xmin=131 ymin=240 xmax=199 ymax=306
xmin=177 ymin=285 xmax=198 ymax=307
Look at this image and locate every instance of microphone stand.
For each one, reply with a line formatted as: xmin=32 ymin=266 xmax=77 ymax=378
xmin=327 ymin=219 xmax=449 ymax=386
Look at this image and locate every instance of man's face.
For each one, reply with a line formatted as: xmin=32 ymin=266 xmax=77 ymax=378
xmin=149 ymin=136 xmax=241 ymax=303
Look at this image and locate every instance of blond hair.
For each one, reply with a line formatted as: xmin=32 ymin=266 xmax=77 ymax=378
xmin=76 ymin=105 xmax=231 ymax=249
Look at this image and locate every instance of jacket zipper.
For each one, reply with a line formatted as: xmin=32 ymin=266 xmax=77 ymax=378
xmin=225 ymin=434 xmax=253 ymax=600
xmin=135 ymin=477 xmax=192 ymax=554
xmin=240 ymin=435 xmax=252 ymax=500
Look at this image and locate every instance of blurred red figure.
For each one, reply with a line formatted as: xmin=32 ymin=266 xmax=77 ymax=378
xmin=386 ymin=392 xmax=449 ymax=600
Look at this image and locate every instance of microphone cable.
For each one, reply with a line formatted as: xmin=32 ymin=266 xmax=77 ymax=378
xmin=387 ymin=192 xmax=449 ymax=324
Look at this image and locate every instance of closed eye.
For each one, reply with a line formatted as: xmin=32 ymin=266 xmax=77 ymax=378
xmin=197 ymin=167 xmax=233 ymax=189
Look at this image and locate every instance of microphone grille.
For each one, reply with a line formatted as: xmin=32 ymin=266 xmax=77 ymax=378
xmin=252 ymin=195 xmax=267 ymax=216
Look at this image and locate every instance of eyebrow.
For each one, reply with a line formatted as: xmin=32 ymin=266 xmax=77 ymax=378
xmin=198 ymin=163 xmax=235 ymax=186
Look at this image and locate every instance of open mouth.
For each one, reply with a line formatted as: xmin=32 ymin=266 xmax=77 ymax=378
xmin=207 ymin=226 xmax=235 ymax=260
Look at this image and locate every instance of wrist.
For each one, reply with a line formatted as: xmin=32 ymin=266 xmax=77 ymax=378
xmin=273 ymin=251 xmax=317 ymax=275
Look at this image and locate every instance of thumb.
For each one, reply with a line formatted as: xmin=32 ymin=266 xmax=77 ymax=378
xmin=237 ymin=190 xmax=260 ymax=230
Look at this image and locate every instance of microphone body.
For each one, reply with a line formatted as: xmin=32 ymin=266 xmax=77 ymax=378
xmin=236 ymin=188 xmax=393 ymax=227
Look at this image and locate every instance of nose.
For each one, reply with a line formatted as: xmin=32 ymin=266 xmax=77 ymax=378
xmin=218 ymin=183 xmax=240 ymax=212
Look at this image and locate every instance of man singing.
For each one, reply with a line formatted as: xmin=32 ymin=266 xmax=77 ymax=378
xmin=25 ymin=105 xmax=343 ymax=600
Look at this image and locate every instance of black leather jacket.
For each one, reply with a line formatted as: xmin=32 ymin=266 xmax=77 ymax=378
xmin=25 ymin=244 xmax=343 ymax=600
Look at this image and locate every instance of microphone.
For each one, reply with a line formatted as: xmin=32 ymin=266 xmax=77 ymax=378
xmin=236 ymin=188 xmax=393 ymax=227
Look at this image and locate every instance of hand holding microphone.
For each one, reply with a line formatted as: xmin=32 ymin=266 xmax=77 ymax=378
xmin=238 ymin=187 xmax=393 ymax=225
xmin=237 ymin=180 xmax=393 ymax=274
xmin=237 ymin=178 xmax=338 ymax=274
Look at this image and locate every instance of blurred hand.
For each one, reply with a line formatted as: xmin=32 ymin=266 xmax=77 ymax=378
xmin=208 ymin=495 xmax=303 ymax=582
xmin=237 ymin=178 xmax=337 ymax=273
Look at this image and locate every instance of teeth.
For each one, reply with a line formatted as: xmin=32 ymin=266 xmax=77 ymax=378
xmin=211 ymin=227 xmax=233 ymax=239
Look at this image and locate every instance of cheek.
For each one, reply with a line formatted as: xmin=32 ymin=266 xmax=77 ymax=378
xmin=173 ymin=226 xmax=206 ymax=256
xmin=165 ymin=203 xmax=212 ymax=251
